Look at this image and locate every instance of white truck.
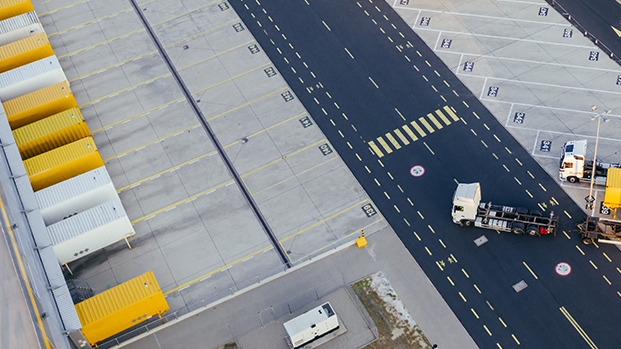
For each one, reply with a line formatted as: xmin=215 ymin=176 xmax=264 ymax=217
xmin=559 ymin=139 xmax=620 ymax=184
xmin=284 ymin=302 xmax=339 ymax=349
xmin=452 ymin=183 xmax=558 ymax=236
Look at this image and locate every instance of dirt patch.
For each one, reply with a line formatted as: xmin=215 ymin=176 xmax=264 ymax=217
xmin=214 ymin=340 xmax=238 ymax=349
xmin=352 ymin=272 xmax=432 ymax=349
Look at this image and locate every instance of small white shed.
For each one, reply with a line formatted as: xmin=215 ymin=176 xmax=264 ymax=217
xmin=284 ymin=302 xmax=339 ymax=348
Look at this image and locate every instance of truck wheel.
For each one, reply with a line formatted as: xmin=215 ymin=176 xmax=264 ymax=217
xmin=568 ymin=177 xmax=579 ymax=184
xmin=581 ymin=237 xmax=593 ymax=245
xmin=463 ymin=220 xmax=472 ymax=227
xmin=527 ymin=228 xmax=539 ymax=236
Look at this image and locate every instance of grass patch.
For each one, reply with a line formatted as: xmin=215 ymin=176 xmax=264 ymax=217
xmin=214 ymin=340 xmax=238 ymax=349
xmin=352 ymin=274 xmax=432 ymax=349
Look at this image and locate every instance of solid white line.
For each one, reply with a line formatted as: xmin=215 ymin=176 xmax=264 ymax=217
xmin=479 ymin=77 xmax=488 ymax=100
xmin=456 ymin=53 xmax=464 ymax=75
xmin=433 ymin=30 xmax=441 ymax=51
xmin=395 ymin=6 xmax=571 ymax=26
xmin=473 ymin=75 xmax=621 ymax=96
xmin=532 ymin=130 xmax=540 ymax=156
xmin=413 ymin=9 xmax=421 ymax=29
xmin=504 ymin=124 xmax=621 ymax=143
xmin=417 ymin=28 xmax=592 ymax=49
xmin=449 ymin=51 xmax=619 ymax=74
xmin=506 ymin=103 xmax=515 ymax=126
xmin=497 ymin=0 xmax=547 ymax=5
xmin=481 ymin=99 xmax=620 ymax=120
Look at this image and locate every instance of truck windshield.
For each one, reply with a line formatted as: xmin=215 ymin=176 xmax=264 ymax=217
xmin=565 ymin=144 xmax=574 ymax=153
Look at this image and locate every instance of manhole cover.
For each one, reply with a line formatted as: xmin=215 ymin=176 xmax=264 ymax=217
xmin=410 ymin=165 xmax=425 ymax=177
xmin=474 ymin=235 xmax=488 ymax=246
xmin=513 ymin=280 xmax=528 ymax=292
xmin=555 ymin=262 xmax=571 ymax=276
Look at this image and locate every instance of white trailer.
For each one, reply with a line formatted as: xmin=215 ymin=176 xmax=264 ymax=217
xmin=284 ymin=302 xmax=339 ymax=349
xmin=47 ymin=198 xmax=135 ymax=270
xmin=35 ymin=166 xmax=118 ymax=226
xmin=452 ymin=183 xmax=558 ymax=236
xmin=0 ymin=12 xmax=43 ymax=46
xmin=0 ymin=55 xmax=67 ymax=101
xmin=559 ymin=140 xmax=620 ymax=185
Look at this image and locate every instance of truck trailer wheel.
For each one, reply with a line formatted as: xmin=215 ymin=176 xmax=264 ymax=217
xmin=581 ymin=237 xmax=593 ymax=245
xmin=511 ymin=222 xmax=524 ymax=235
xmin=568 ymin=176 xmax=579 ymax=184
xmin=526 ymin=227 xmax=539 ymax=236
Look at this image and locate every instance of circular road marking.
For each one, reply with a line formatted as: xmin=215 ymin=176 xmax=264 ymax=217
xmin=555 ymin=262 xmax=571 ymax=276
xmin=410 ymin=165 xmax=425 ymax=177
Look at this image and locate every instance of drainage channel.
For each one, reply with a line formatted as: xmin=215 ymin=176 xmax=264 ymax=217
xmin=129 ymin=0 xmax=292 ymax=269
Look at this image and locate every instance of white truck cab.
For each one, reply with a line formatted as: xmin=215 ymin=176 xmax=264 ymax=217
xmin=559 ymin=140 xmax=587 ymax=182
xmin=452 ymin=182 xmax=481 ymax=225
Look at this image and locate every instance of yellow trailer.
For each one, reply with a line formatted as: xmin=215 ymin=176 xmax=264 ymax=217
xmin=13 ymin=107 xmax=90 ymax=159
xmin=0 ymin=0 xmax=34 ymax=21
xmin=3 ymin=80 xmax=77 ymax=129
xmin=75 ymin=271 xmax=169 ymax=346
xmin=23 ymin=137 xmax=104 ymax=191
xmin=0 ymin=32 xmax=53 ymax=74
xmin=604 ymin=168 xmax=621 ymax=217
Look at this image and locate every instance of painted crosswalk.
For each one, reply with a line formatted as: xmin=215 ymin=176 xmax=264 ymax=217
xmin=368 ymin=105 xmax=459 ymax=158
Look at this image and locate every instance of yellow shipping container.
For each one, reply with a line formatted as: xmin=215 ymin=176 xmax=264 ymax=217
xmin=604 ymin=168 xmax=621 ymax=209
xmin=75 ymin=271 xmax=169 ymax=346
xmin=3 ymin=81 xmax=78 ymax=129
xmin=0 ymin=32 xmax=53 ymax=73
xmin=13 ymin=107 xmax=90 ymax=159
xmin=0 ymin=0 xmax=34 ymax=21
xmin=24 ymin=137 xmax=104 ymax=191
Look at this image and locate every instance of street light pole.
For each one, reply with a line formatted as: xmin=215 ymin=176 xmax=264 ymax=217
xmin=586 ymin=105 xmax=611 ymax=210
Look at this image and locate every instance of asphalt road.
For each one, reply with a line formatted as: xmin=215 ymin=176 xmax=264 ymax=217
xmin=230 ymin=0 xmax=621 ymax=347
xmin=547 ymin=0 xmax=621 ymax=61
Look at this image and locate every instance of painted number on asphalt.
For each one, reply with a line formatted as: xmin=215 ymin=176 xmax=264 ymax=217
xmin=555 ymin=262 xmax=571 ymax=276
xmin=248 ymin=44 xmax=260 ymax=54
xmin=514 ymin=112 xmax=525 ymax=124
xmin=617 ymin=75 xmax=621 ymax=85
xmin=540 ymin=140 xmax=552 ymax=152
xmin=281 ymin=91 xmax=294 ymax=102
xmin=299 ymin=116 xmax=313 ymax=128
xmin=487 ymin=86 xmax=499 ymax=97
xmin=589 ymin=51 xmax=599 ymax=61
xmin=463 ymin=61 xmax=474 ymax=72
xmin=420 ymin=17 xmax=431 ymax=26
xmin=218 ymin=2 xmax=229 ymax=11
xmin=563 ymin=28 xmax=572 ymax=38
xmin=362 ymin=204 xmax=377 ymax=217
xmin=233 ymin=23 xmax=245 ymax=32
xmin=400 ymin=0 xmax=409 ymax=4
xmin=600 ymin=201 xmax=611 ymax=215
xmin=410 ymin=165 xmax=425 ymax=177
xmin=441 ymin=39 xmax=452 ymax=49
xmin=319 ymin=143 xmax=333 ymax=156
xmin=264 ymin=67 xmax=277 ymax=77
xmin=538 ymin=7 xmax=548 ymax=16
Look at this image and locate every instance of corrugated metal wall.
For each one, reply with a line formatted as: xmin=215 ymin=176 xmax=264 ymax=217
xmin=0 ymin=2 xmax=148 ymax=348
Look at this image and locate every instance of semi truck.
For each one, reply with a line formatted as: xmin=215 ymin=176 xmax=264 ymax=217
xmin=452 ymin=182 xmax=558 ymax=236
xmin=559 ymin=139 xmax=620 ymax=185
xmin=577 ymin=216 xmax=621 ymax=245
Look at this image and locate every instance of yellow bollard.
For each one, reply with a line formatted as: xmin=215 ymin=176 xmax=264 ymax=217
xmin=355 ymin=230 xmax=367 ymax=248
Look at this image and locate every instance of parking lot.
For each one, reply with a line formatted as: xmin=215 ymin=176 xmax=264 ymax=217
xmin=33 ymin=0 xmax=386 ymax=315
